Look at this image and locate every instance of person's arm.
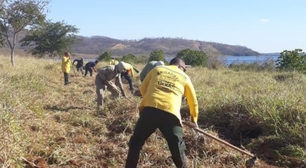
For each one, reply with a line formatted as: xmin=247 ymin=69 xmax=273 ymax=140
xmin=184 ymin=78 xmax=199 ymax=123
xmin=140 ymin=68 xmax=153 ymax=97
xmin=116 ymin=75 xmax=126 ymax=97
xmin=91 ymin=64 xmax=97 ymax=72
xmin=64 ymin=57 xmax=71 ymax=64
xmin=130 ymin=67 xmax=135 ymax=78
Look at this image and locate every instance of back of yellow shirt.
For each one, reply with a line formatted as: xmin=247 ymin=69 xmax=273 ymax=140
xmin=139 ymin=65 xmax=199 ymax=123
xmin=124 ymin=63 xmax=135 ymax=78
xmin=110 ymin=59 xmax=119 ymax=65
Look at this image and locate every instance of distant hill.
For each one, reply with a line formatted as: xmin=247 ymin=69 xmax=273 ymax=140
xmin=71 ymin=36 xmax=260 ymax=57
xmin=0 ymin=33 xmax=261 ymax=57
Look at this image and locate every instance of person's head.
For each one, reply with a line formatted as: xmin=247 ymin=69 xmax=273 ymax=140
xmin=81 ymin=58 xmax=84 ymax=60
xmin=95 ymin=60 xmax=99 ymax=64
xmin=64 ymin=52 xmax=70 ymax=57
xmin=155 ymin=61 xmax=164 ymax=66
xmin=116 ymin=61 xmax=126 ymax=73
xmin=169 ymin=57 xmax=186 ymax=72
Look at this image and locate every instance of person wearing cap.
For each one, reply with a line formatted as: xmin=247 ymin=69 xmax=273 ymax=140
xmin=84 ymin=60 xmax=99 ymax=77
xmin=73 ymin=57 xmax=84 ymax=75
xmin=139 ymin=60 xmax=164 ymax=82
xmin=61 ymin=52 xmax=72 ymax=85
xmin=109 ymin=57 xmax=119 ymax=65
xmin=121 ymin=62 xmax=136 ymax=93
xmin=95 ymin=61 xmax=127 ymax=108
xmin=124 ymin=57 xmax=198 ymax=168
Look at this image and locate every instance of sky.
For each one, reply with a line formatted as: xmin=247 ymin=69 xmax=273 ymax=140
xmin=46 ymin=0 xmax=306 ymax=53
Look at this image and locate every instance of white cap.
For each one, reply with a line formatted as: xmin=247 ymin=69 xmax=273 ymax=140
xmin=155 ymin=61 xmax=164 ymax=66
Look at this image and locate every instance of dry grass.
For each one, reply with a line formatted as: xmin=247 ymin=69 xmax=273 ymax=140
xmin=1 ymin=55 xmax=305 ymax=168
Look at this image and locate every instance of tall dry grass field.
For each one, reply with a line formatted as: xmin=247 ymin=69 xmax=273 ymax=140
xmin=0 ymin=55 xmax=305 ymax=168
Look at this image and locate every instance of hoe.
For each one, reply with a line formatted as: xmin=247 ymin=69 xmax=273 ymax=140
xmin=182 ymin=121 xmax=258 ymax=168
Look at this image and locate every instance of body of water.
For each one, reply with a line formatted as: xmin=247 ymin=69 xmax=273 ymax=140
xmin=224 ymin=55 xmax=279 ymax=66
xmin=166 ymin=55 xmax=279 ymax=66
xmin=71 ymin=55 xmax=280 ymax=67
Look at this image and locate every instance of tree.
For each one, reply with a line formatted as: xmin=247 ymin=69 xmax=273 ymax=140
xmin=148 ymin=49 xmax=166 ymax=62
xmin=122 ymin=53 xmax=137 ymax=63
xmin=176 ymin=49 xmax=208 ymax=66
xmin=20 ymin=21 xmax=79 ymax=57
xmin=0 ymin=0 xmax=49 ymax=66
xmin=0 ymin=0 xmax=7 ymax=46
xmin=276 ymin=49 xmax=306 ymax=72
xmin=98 ymin=51 xmax=112 ymax=61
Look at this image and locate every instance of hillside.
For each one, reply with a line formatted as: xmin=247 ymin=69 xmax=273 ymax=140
xmin=71 ymin=36 xmax=260 ymax=57
xmin=0 ymin=29 xmax=260 ymax=57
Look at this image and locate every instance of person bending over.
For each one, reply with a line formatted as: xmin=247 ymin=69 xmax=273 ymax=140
xmin=125 ymin=57 xmax=199 ymax=168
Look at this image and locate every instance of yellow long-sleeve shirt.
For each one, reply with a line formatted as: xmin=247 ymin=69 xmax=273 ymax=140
xmin=139 ymin=65 xmax=199 ymax=123
xmin=109 ymin=59 xmax=119 ymax=65
xmin=61 ymin=56 xmax=71 ymax=73
xmin=124 ymin=63 xmax=135 ymax=78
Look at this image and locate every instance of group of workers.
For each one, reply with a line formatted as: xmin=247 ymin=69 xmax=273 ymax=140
xmin=61 ymin=52 xmax=100 ymax=85
xmin=62 ymin=52 xmax=199 ymax=168
xmin=72 ymin=57 xmax=99 ymax=77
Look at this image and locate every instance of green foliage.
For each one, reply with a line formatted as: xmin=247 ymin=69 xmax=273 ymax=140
xmin=148 ymin=49 xmax=166 ymax=62
xmin=228 ymin=60 xmax=276 ymax=72
xmin=0 ymin=0 xmax=49 ymax=65
xmin=135 ymin=55 xmax=149 ymax=64
xmin=98 ymin=51 xmax=112 ymax=61
xmin=276 ymin=49 xmax=306 ymax=73
xmin=176 ymin=49 xmax=208 ymax=66
xmin=20 ymin=21 xmax=79 ymax=57
xmin=121 ymin=53 xmax=137 ymax=64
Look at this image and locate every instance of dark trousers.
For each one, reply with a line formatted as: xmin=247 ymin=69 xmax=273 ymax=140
xmin=125 ymin=107 xmax=187 ymax=168
xmin=84 ymin=68 xmax=93 ymax=77
xmin=63 ymin=72 xmax=69 ymax=85
xmin=76 ymin=66 xmax=84 ymax=74
xmin=121 ymin=72 xmax=134 ymax=91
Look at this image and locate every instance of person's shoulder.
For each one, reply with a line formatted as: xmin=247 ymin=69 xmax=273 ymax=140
xmin=148 ymin=61 xmax=157 ymax=64
xmin=103 ymin=65 xmax=115 ymax=71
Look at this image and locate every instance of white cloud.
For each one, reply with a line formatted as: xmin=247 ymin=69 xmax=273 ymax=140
xmin=260 ymin=19 xmax=269 ymax=22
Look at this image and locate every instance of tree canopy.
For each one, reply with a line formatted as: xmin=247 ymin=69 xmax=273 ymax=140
xmin=0 ymin=0 xmax=49 ymax=65
xmin=176 ymin=49 xmax=208 ymax=66
xmin=122 ymin=53 xmax=137 ymax=63
xmin=98 ymin=51 xmax=112 ymax=61
xmin=20 ymin=21 xmax=79 ymax=57
xmin=276 ymin=49 xmax=306 ymax=73
xmin=148 ymin=49 xmax=166 ymax=63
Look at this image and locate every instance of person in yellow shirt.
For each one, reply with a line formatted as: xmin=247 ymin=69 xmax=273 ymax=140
xmin=125 ymin=57 xmax=199 ymax=168
xmin=61 ymin=52 xmax=72 ymax=85
xmin=121 ymin=62 xmax=136 ymax=93
xmin=109 ymin=57 xmax=119 ymax=65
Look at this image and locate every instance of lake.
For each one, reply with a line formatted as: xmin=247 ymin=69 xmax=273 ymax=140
xmin=81 ymin=55 xmax=280 ymax=66
xmin=223 ymin=55 xmax=279 ymax=66
xmin=166 ymin=55 xmax=279 ymax=66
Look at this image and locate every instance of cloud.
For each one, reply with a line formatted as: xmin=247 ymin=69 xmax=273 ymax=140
xmin=260 ymin=19 xmax=269 ymax=22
